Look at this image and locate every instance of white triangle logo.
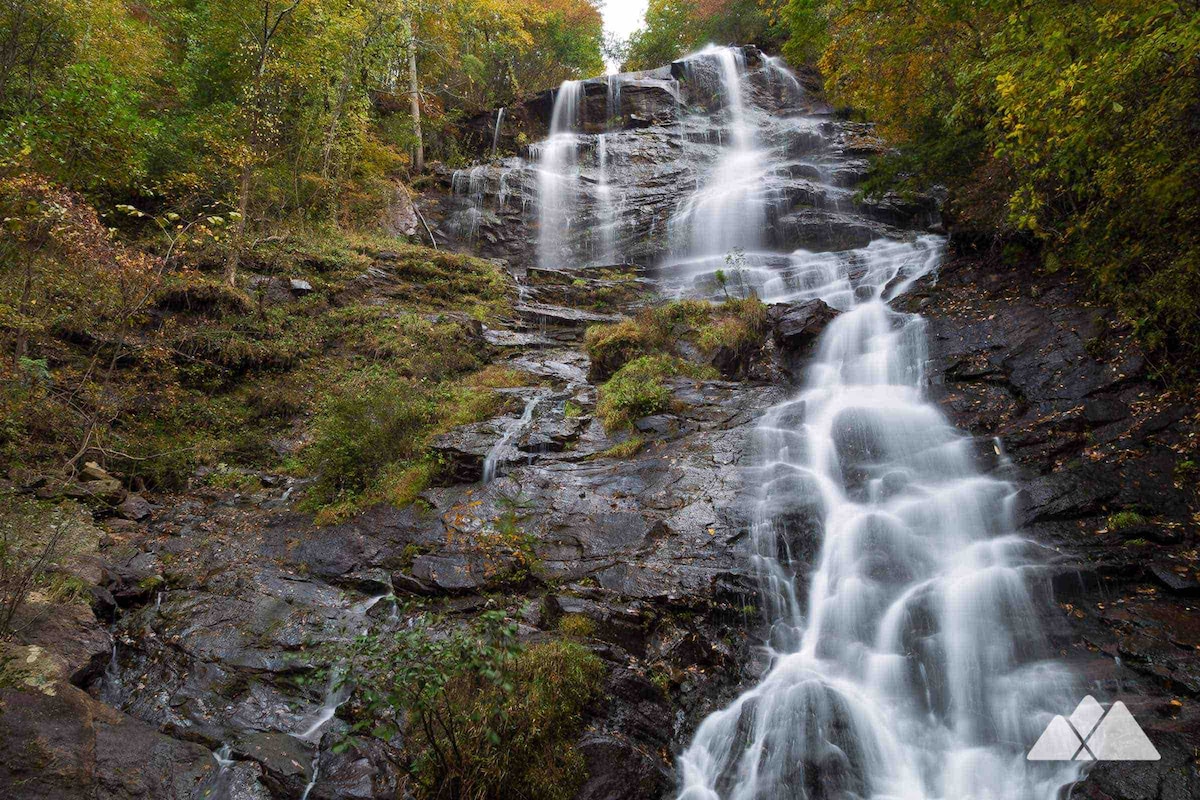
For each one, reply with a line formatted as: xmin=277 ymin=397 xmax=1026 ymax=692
xmin=1027 ymin=696 xmax=1160 ymax=761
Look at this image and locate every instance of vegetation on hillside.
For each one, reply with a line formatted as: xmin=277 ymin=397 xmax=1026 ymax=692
xmin=621 ymin=0 xmax=786 ymax=70
xmin=774 ymin=0 xmax=1200 ymax=379
xmin=0 ymin=0 xmax=604 ymax=507
xmin=620 ymin=1 xmax=1200 ymax=377
xmin=1 ymin=0 xmax=603 ymax=214
xmin=585 ymin=298 xmax=766 ymax=430
xmin=340 ymin=611 xmax=604 ymax=799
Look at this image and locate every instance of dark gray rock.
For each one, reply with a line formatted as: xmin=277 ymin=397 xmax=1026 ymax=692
xmin=769 ymin=299 xmax=838 ymax=356
xmin=116 ymin=493 xmax=152 ymax=521
xmin=0 ymin=685 xmax=216 ymax=800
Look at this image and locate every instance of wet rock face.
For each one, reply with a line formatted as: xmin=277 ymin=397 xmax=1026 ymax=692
xmin=768 ymin=299 xmax=838 ymax=376
xmin=0 ymin=684 xmax=217 ymax=800
xmin=15 ymin=257 xmax=793 ymax=800
xmin=903 ymin=248 xmax=1200 ymax=798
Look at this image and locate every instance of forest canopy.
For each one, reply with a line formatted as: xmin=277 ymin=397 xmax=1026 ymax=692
xmin=616 ymin=0 xmax=1200 ymax=376
xmin=778 ymin=0 xmax=1200 ymax=378
xmin=0 ymin=0 xmax=603 ymax=226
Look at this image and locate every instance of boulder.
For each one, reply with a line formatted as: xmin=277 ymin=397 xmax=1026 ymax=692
xmin=116 ymin=493 xmax=152 ymax=521
xmin=62 ymin=477 xmax=126 ymax=505
xmin=769 ymin=299 xmax=838 ymax=356
xmin=0 ymin=684 xmax=216 ymax=800
xmin=80 ymin=461 xmax=113 ymax=482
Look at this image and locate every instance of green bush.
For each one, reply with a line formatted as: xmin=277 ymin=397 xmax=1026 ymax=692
xmin=595 ymin=355 xmax=680 ymax=431
xmin=342 ymin=613 xmax=604 ymax=800
xmin=792 ymin=0 xmax=1200 ymax=378
xmin=303 ymin=372 xmax=435 ymax=505
xmin=584 ymin=297 xmax=767 ymax=381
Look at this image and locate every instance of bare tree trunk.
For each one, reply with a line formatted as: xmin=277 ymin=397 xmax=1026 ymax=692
xmin=224 ymin=0 xmax=302 ymax=288
xmin=405 ymin=16 xmax=423 ymax=174
xmin=13 ymin=255 xmax=32 ymax=368
xmin=225 ymin=160 xmax=253 ymax=286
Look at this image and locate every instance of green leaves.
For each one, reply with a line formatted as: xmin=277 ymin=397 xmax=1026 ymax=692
xmin=794 ymin=0 xmax=1200 ymax=377
xmin=337 ymin=612 xmax=602 ymax=800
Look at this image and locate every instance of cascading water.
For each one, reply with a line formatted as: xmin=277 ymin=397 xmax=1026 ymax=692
xmin=669 ymin=46 xmax=771 ymax=269
xmin=449 ymin=165 xmax=488 ymax=239
xmin=671 ymin=49 xmax=1082 ymax=800
xmin=595 ymin=133 xmax=619 ymax=265
xmin=482 ymin=392 xmax=546 ymax=483
xmin=492 ymin=107 xmax=506 ymax=158
xmin=536 ymin=80 xmax=584 ymax=269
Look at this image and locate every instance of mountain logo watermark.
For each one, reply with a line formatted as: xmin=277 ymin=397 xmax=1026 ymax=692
xmin=1027 ymin=696 xmax=1159 ymax=761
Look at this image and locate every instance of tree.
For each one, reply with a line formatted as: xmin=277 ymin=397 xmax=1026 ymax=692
xmin=223 ymin=0 xmax=302 ymax=288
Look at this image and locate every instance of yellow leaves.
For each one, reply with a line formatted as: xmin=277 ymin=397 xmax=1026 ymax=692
xmin=995 ymin=71 xmax=1017 ymax=98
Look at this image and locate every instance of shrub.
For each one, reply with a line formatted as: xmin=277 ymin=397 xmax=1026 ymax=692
xmin=595 ymin=355 xmax=679 ymax=431
xmin=0 ymin=495 xmax=98 ymax=638
xmin=584 ymin=297 xmax=768 ymax=381
xmin=584 ymin=319 xmax=655 ymax=380
xmin=303 ymin=372 xmax=435 ymax=505
xmin=341 ymin=613 xmax=604 ymax=800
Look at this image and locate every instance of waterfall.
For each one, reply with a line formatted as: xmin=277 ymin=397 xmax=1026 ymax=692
xmin=491 ymin=107 xmax=505 ymax=158
xmin=536 ymin=80 xmax=584 ymax=269
xmin=669 ymin=46 xmax=771 ymax=272
xmin=673 ymin=53 xmax=1083 ymax=800
xmin=607 ymin=74 xmax=622 ymax=123
xmin=595 ymin=134 xmax=618 ymax=265
xmin=482 ymin=393 xmax=544 ymax=483
xmin=449 ymin=165 xmax=488 ymax=239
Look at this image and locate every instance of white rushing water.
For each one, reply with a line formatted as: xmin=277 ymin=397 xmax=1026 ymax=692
xmin=669 ymin=45 xmax=771 ymax=268
xmin=536 ymin=80 xmax=584 ymax=269
xmin=666 ymin=48 xmax=1083 ymax=800
xmin=492 ymin=106 xmax=506 ymax=158
xmin=482 ymin=393 xmax=545 ymax=483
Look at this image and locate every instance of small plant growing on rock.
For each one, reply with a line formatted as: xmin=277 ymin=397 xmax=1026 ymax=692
xmin=595 ymin=436 xmax=645 ymax=460
xmin=558 ymin=614 xmax=596 ymax=638
xmin=1107 ymin=510 xmax=1147 ymax=531
xmin=339 ymin=612 xmax=603 ymax=800
xmin=595 ymin=355 xmax=679 ymax=430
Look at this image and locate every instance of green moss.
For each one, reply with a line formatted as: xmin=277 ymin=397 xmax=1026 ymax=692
xmin=557 ymin=614 xmax=596 ymax=638
xmin=594 ymin=436 xmax=645 ymax=460
xmin=584 ymin=319 xmax=654 ymax=375
xmin=595 ymin=355 xmax=715 ymax=431
xmin=301 ymin=371 xmax=437 ymax=508
xmin=1107 ymin=510 xmax=1147 ymax=531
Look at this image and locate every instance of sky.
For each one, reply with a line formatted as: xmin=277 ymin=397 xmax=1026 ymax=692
xmin=602 ymin=0 xmax=649 ymax=73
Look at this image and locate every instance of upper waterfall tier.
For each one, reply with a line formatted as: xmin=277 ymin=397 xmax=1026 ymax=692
xmin=428 ymin=45 xmax=940 ymax=274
